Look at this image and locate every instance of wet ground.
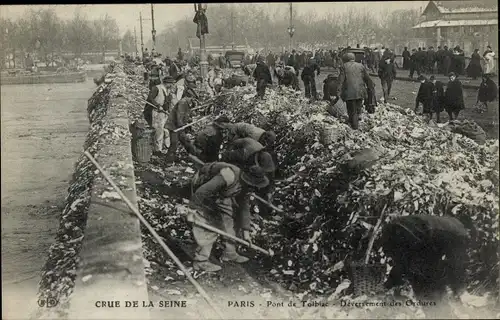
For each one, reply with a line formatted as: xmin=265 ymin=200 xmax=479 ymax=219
xmin=1 ymin=80 xmax=94 ymax=319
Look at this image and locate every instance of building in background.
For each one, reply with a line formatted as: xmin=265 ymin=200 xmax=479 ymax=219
xmin=412 ymin=0 xmax=498 ymax=54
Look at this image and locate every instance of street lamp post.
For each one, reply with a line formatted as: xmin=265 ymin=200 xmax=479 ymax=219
xmin=194 ymin=3 xmax=208 ymax=83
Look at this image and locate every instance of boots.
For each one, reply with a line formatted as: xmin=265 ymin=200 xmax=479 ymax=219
xmin=193 ymin=261 xmax=222 ymax=272
xmin=221 ymin=252 xmax=249 ymax=263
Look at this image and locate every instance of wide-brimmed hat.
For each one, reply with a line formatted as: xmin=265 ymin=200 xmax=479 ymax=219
xmin=255 ymin=151 xmax=276 ymax=173
xmin=241 ymin=165 xmax=269 ymax=188
xmin=417 ymin=75 xmax=426 ymax=81
xmin=448 ymin=72 xmax=457 ymax=78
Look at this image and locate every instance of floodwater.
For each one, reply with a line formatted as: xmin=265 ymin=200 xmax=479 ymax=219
xmin=1 ymin=79 xmax=95 ymax=319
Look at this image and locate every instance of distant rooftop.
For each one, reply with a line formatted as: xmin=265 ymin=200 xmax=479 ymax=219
xmin=429 ymin=0 xmax=498 ymax=14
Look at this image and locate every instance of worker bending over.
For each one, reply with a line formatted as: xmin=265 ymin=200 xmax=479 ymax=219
xmin=192 ymin=115 xmax=231 ymax=163
xmin=186 ymin=163 xmax=270 ymax=272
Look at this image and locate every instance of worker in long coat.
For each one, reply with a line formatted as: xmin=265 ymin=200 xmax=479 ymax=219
xmin=445 ymin=72 xmax=465 ymax=121
xmin=381 ymin=215 xmax=469 ymax=299
xmin=185 ymin=163 xmax=269 ymax=272
xmin=336 ymin=53 xmax=375 ymax=130
xmin=415 ymin=75 xmax=434 ymax=119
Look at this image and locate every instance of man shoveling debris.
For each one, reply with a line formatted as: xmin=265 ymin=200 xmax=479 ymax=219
xmin=164 ymin=97 xmax=199 ymax=163
xmin=184 ymin=163 xmax=270 ymax=272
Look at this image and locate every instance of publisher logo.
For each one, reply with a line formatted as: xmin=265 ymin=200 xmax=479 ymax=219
xmin=38 ymin=297 xmax=59 ymax=308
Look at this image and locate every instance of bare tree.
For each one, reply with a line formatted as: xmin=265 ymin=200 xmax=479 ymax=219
xmin=92 ymin=14 xmax=120 ymax=62
xmin=121 ymin=29 xmax=135 ymax=54
xmin=65 ymin=10 xmax=94 ymax=59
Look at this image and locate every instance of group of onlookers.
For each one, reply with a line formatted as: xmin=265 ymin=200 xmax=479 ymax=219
xmin=401 ymin=45 xmax=496 ymax=79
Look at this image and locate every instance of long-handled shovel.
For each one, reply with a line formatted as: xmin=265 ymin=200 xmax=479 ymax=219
xmin=187 ymin=154 xmax=284 ymax=214
xmin=83 ymin=151 xmax=225 ymax=320
xmin=173 ymin=116 xmax=212 ymax=133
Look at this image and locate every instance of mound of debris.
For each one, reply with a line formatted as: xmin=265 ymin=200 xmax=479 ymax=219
xmin=126 ymin=68 xmax=498 ymax=300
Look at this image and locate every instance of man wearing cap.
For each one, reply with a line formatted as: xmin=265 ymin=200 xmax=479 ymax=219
xmin=253 ymin=57 xmax=273 ymax=99
xmin=378 ymin=52 xmax=397 ymax=103
xmin=149 ymin=61 xmax=163 ymax=89
xmin=164 ymin=97 xmax=198 ymax=163
xmin=301 ymin=58 xmax=321 ymax=100
xmin=192 ymin=115 xmax=231 ymax=163
xmin=415 ymin=75 xmax=434 ymax=119
xmin=185 ymin=163 xmax=269 ymax=272
xmin=336 ymin=52 xmax=375 ymax=130
xmin=144 ymin=77 xmax=177 ymax=156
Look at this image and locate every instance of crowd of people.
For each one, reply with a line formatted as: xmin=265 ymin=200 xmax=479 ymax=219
xmin=401 ymin=45 xmax=496 ymax=79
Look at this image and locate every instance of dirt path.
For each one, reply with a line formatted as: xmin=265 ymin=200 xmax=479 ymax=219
xmin=1 ymin=81 xmax=94 ymax=319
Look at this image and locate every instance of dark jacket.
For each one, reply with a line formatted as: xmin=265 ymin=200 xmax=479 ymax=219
xmin=282 ymin=68 xmax=300 ymax=90
xmin=378 ymin=60 xmax=397 ymax=81
xmin=323 ymin=76 xmax=340 ymax=101
xmin=432 ymin=81 xmax=445 ymax=112
xmin=337 ymin=61 xmax=374 ymax=101
xmin=165 ymin=98 xmax=193 ymax=131
xmin=466 ymin=52 xmax=483 ymax=78
xmin=194 ymin=124 xmax=224 ymax=162
xmin=478 ymin=78 xmax=498 ymax=103
xmin=301 ymin=63 xmax=320 ymax=80
xmin=253 ymin=62 xmax=272 ymax=84
xmin=416 ymin=80 xmax=434 ymax=112
xmin=445 ymin=79 xmax=465 ymax=111
xmin=226 ymin=122 xmax=265 ymax=142
xmin=220 ymin=137 xmax=265 ymax=168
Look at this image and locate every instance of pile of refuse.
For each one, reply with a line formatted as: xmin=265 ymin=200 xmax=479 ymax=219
xmin=212 ymin=84 xmax=499 ymax=294
xmin=126 ymin=68 xmax=498 ymax=298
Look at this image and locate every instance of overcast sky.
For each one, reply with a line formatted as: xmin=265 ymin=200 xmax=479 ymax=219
xmin=0 ymin=2 xmax=428 ymax=36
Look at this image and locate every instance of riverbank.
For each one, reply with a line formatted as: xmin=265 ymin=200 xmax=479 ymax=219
xmin=1 ymin=81 xmax=94 ymax=319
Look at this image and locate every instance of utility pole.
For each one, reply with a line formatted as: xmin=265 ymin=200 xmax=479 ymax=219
xmin=287 ymin=3 xmax=295 ymax=51
xmin=134 ymin=26 xmax=138 ymax=57
xmin=231 ymin=5 xmax=235 ymax=50
xmin=151 ymin=4 xmax=156 ymax=52
xmin=140 ymin=12 xmax=144 ymax=56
